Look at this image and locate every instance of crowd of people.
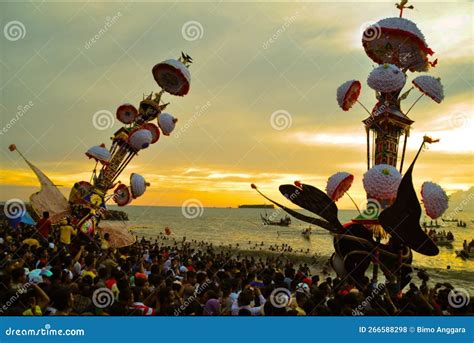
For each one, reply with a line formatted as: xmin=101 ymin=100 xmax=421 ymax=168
xmin=0 ymin=211 xmax=472 ymax=316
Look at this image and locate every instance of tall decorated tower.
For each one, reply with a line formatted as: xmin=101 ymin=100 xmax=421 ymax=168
xmin=337 ymin=0 xmax=444 ymax=210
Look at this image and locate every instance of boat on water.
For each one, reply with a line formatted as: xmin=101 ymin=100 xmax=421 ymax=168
xmin=456 ymin=220 xmax=468 ymax=228
xmin=456 ymin=249 xmax=474 ymax=259
xmin=428 ymin=231 xmax=454 ymax=247
xmin=441 ymin=218 xmax=458 ymax=223
xmin=433 ymin=236 xmax=453 ymax=247
xmin=260 ymin=213 xmax=291 ymax=226
xmin=422 ymin=220 xmax=441 ymax=229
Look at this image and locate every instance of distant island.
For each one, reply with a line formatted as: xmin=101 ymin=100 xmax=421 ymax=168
xmin=238 ymin=204 xmax=274 ymax=209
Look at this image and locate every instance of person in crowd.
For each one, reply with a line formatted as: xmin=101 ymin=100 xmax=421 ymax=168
xmin=0 ymin=220 xmax=472 ymax=317
xmin=58 ymin=218 xmax=77 ymax=249
xmin=36 ymin=212 xmax=51 ymax=243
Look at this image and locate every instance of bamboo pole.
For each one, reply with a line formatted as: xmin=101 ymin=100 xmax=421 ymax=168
xmin=399 ymin=130 xmax=409 ymax=173
xmin=366 ymin=127 xmax=370 ymax=170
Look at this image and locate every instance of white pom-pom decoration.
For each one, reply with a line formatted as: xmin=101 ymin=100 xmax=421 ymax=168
xmin=159 ymin=113 xmax=178 ymax=136
xmin=326 ymin=172 xmax=354 ymax=201
xmin=367 ymin=64 xmax=406 ymax=93
xmin=412 ymin=76 xmax=444 ymax=103
xmin=130 ymin=173 xmax=149 ymax=199
xmin=363 ymin=164 xmax=402 ymax=200
xmin=421 ymin=182 xmax=448 ymax=219
xmin=129 ymin=129 xmax=153 ymax=151
xmin=85 ymin=145 xmax=111 ymax=164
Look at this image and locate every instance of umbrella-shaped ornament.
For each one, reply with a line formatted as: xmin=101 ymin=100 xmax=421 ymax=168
xmin=113 ymin=184 xmax=132 ymax=207
xmin=152 ymin=59 xmax=191 ymax=96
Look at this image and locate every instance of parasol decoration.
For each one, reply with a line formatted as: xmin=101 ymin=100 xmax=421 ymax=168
xmin=421 ymin=181 xmax=448 ymax=220
xmin=97 ymin=221 xmax=136 ymax=248
xmin=379 ymin=138 xmax=440 ymax=256
xmin=158 ymin=113 xmax=178 ymax=136
xmin=9 ymin=145 xmax=70 ymax=224
xmin=130 ymin=173 xmax=149 ymax=199
xmin=367 ymin=64 xmax=406 ymax=93
xmin=112 ymin=184 xmax=132 ymax=207
xmin=325 ymin=172 xmax=361 ymax=214
xmin=152 ymin=57 xmax=191 ymax=96
xmin=280 ymin=183 xmax=343 ymax=230
xmin=143 ymin=123 xmax=160 ymax=144
xmin=250 ymin=184 xmax=337 ymax=232
xmin=336 ymin=80 xmax=370 ymax=115
xmin=85 ymin=145 xmax=111 ymax=165
xmin=362 ymin=16 xmax=435 ymax=72
xmin=408 ymin=76 xmax=444 ymax=114
xmin=326 ymin=172 xmax=353 ymax=201
xmin=128 ymin=128 xmax=153 ymax=151
xmin=116 ymin=104 xmax=138 ymax=124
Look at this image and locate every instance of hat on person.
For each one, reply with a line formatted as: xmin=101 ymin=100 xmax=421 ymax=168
xmin=135 ymin=272 xmax=147 ymax=280
xmin=28 ymin=269 xmax=52 ymax=284
xmin=303 ymin=277 xmax=313 ymax=286
xmin=295 ymin=282 xmax=310 ymax=295
xmin=40 ymin=269 xmax=53 ymax=277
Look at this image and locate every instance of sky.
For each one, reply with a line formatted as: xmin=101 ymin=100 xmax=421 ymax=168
xmin=0 ymin=0 xmax=472 ymax=210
